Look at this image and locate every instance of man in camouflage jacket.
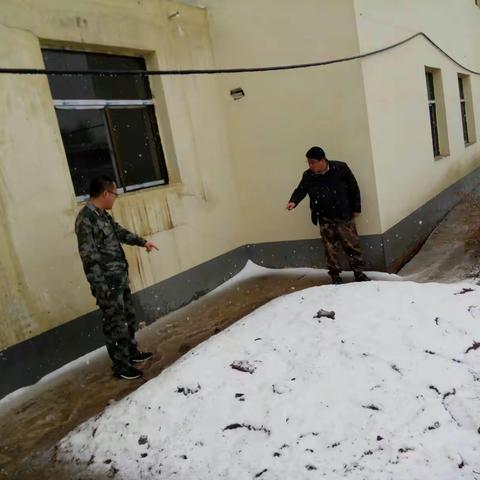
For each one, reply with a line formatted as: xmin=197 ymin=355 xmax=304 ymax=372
xmin=287 ymin=146 xmax=370 ymax=285
xmin=75 ymin=175 xmax=158 ymax=379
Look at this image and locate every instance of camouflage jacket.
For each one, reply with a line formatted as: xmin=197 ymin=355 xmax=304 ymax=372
xmin=75 ymin=203 xmax=146 ymax=295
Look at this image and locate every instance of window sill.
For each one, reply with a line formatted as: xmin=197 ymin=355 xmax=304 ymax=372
xmin=121 ymin=181 xmax=181 ymax=199
xmin=465 ymin=142 xmax=476 ymax=148
xmin=75 ymin=181 xmax=181 ymax=204
xmin=434 ymin=155 xmax=449 ymax=161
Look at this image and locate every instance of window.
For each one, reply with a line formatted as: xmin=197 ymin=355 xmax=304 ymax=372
xmin=425 ymin=68 xmax=449 ymax=159
xmin=458 ymin=74 xmax=476 ymax=146
xmin=459 ymin=76 xmax=469 ymax=144
xmin=42 ymin=49 xmax=168 ymax=198
xmin=425 ymin=71 xmax=440 ymax=157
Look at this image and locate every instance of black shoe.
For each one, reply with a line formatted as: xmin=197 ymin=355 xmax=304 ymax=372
xmin=354 ymin=272 xmax=371 ymax=282
xmin=116 ymin=366 xmax=143 ymax=380
xmin=331 ymin=275 xmax=343 ymax=285
xmin=130 ymin=351 xmax=153 ymax=364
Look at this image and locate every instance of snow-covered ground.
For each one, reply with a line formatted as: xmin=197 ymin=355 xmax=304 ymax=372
xmin=55 ymin=278 xmax=480 ymax=479
xmin=399 ymin=200 xmax=480 ymax=284
xmin=0 ymin=262 xmax=394 ymax=411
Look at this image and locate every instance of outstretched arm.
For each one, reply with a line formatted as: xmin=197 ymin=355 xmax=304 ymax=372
xmin=110 ymin=217 xmax=147 ymax=246
xmin=110 ymin=217 xmax=158 ymax=252
xmin=288 ymin=172 xmax=309 ymax=209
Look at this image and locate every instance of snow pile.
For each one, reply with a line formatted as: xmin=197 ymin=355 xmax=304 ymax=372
xmin=0 ymin=262 xmax=395 ymax=410
xmin=55 ymin=281 xmax=480 ymax=479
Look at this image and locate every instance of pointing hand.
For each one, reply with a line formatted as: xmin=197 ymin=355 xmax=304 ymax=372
xmin=145 ymin=241 xmax=159 ymax=253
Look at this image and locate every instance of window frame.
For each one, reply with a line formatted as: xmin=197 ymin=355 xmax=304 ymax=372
xmin=425 ymin=71 xmax=441 ymax=158
xmin=458 ymin=76 xmax=469 ymax=145
xmin=425 ymin=67 xmax=450 ymax=160
xmin=457 ymin=73 xmax=477 ymax=147
xmin=44 ymin=49 xmax=168 ymax=201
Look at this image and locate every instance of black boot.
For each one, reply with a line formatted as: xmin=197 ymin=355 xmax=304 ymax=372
xmin=130 ymin=351 xmax=153 ymax=364
xmin=354 ymin=272 xmax=371 ymax=282
xmin=115 ymin=366 xmax=143 ymax=380
xmin=330 ymin=274 xmax=343 ymax=285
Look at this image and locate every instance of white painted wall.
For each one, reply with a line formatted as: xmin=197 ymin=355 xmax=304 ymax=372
xmin=186 ymin=0 xmax=382 ymax=244
xmin=354 ymin=0 xmax=480 ymax=230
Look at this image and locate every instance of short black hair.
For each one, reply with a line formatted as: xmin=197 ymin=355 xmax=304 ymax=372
xmin=89 ymin=175 xmax=116 ymax=198
xmin=306 ymin=146 xmax=326 ymax=160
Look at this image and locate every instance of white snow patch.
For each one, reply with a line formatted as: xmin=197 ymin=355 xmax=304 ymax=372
xmin=215 ymin=261 xmax=398 ymax=292
xmin=56 ymin=281 xmax=480 ymax=479
xmin=0 ymin=262 xmax=392 ymax=410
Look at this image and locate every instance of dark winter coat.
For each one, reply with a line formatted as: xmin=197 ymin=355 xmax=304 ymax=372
xmin=289 ymin=160 xmax=361 ymax=225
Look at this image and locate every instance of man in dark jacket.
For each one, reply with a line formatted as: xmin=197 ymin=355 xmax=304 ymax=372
xmin=75 ymin=175 xmax=159 ymax=379
xmin=287 ymin=146 xmax=370 ymax=284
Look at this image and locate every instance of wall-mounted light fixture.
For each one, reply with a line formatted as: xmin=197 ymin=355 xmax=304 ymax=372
xmin=230 ymin=88 xmax=245 ymax=101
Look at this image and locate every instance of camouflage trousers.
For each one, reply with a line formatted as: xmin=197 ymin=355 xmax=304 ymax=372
xmin=96 ymin=284 xmax=139 ymax=373
xmin=319 ymin=221 xmax=366 ymax=276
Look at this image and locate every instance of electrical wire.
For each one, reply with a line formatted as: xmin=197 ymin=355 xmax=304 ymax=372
xmin=0 ymin=32 xmax=478 ymax=76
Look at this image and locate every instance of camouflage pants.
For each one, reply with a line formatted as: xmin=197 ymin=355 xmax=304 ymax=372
xmin=96 ymin=285 xmax=139 ymax=373
xmin=319 ymin=221 xmax=366 ymax=276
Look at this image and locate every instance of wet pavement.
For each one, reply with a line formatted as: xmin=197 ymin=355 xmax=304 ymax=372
xmin=0 ymin=270 xmax=332 ymax=479
xmin=400 ymin=199 xmax=480 ymax=283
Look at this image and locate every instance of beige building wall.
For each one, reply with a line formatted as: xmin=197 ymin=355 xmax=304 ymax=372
xmin=185 ymin=0 xmax=382 ymax=243
xmin=4 ymin=0 xmax=480 ymax=351
xmin=354 ymin=0 xmax=480 ymax=231
xmin=0 ymin=0 xmax=242 ymax=349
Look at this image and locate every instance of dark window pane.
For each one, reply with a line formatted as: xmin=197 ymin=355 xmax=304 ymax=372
xmin=43 ymin=50 xmax=151 ymax=100
xmin=425 ymin=72 xmax=435 ymax=101
xmin=458 ymin=77 xmax=465 ymax=100
xmin=106 ymin=106 xmax=167 ymax=190
xmin=45 ymin=51 xmax=93 ymax=99
xmin=461 ymin=102 xmax=469 ymax=144
xmin=428 ymin=103 xmax=440 ymax=157
xmin=56 ymin=109 xmax=117 ymax=196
